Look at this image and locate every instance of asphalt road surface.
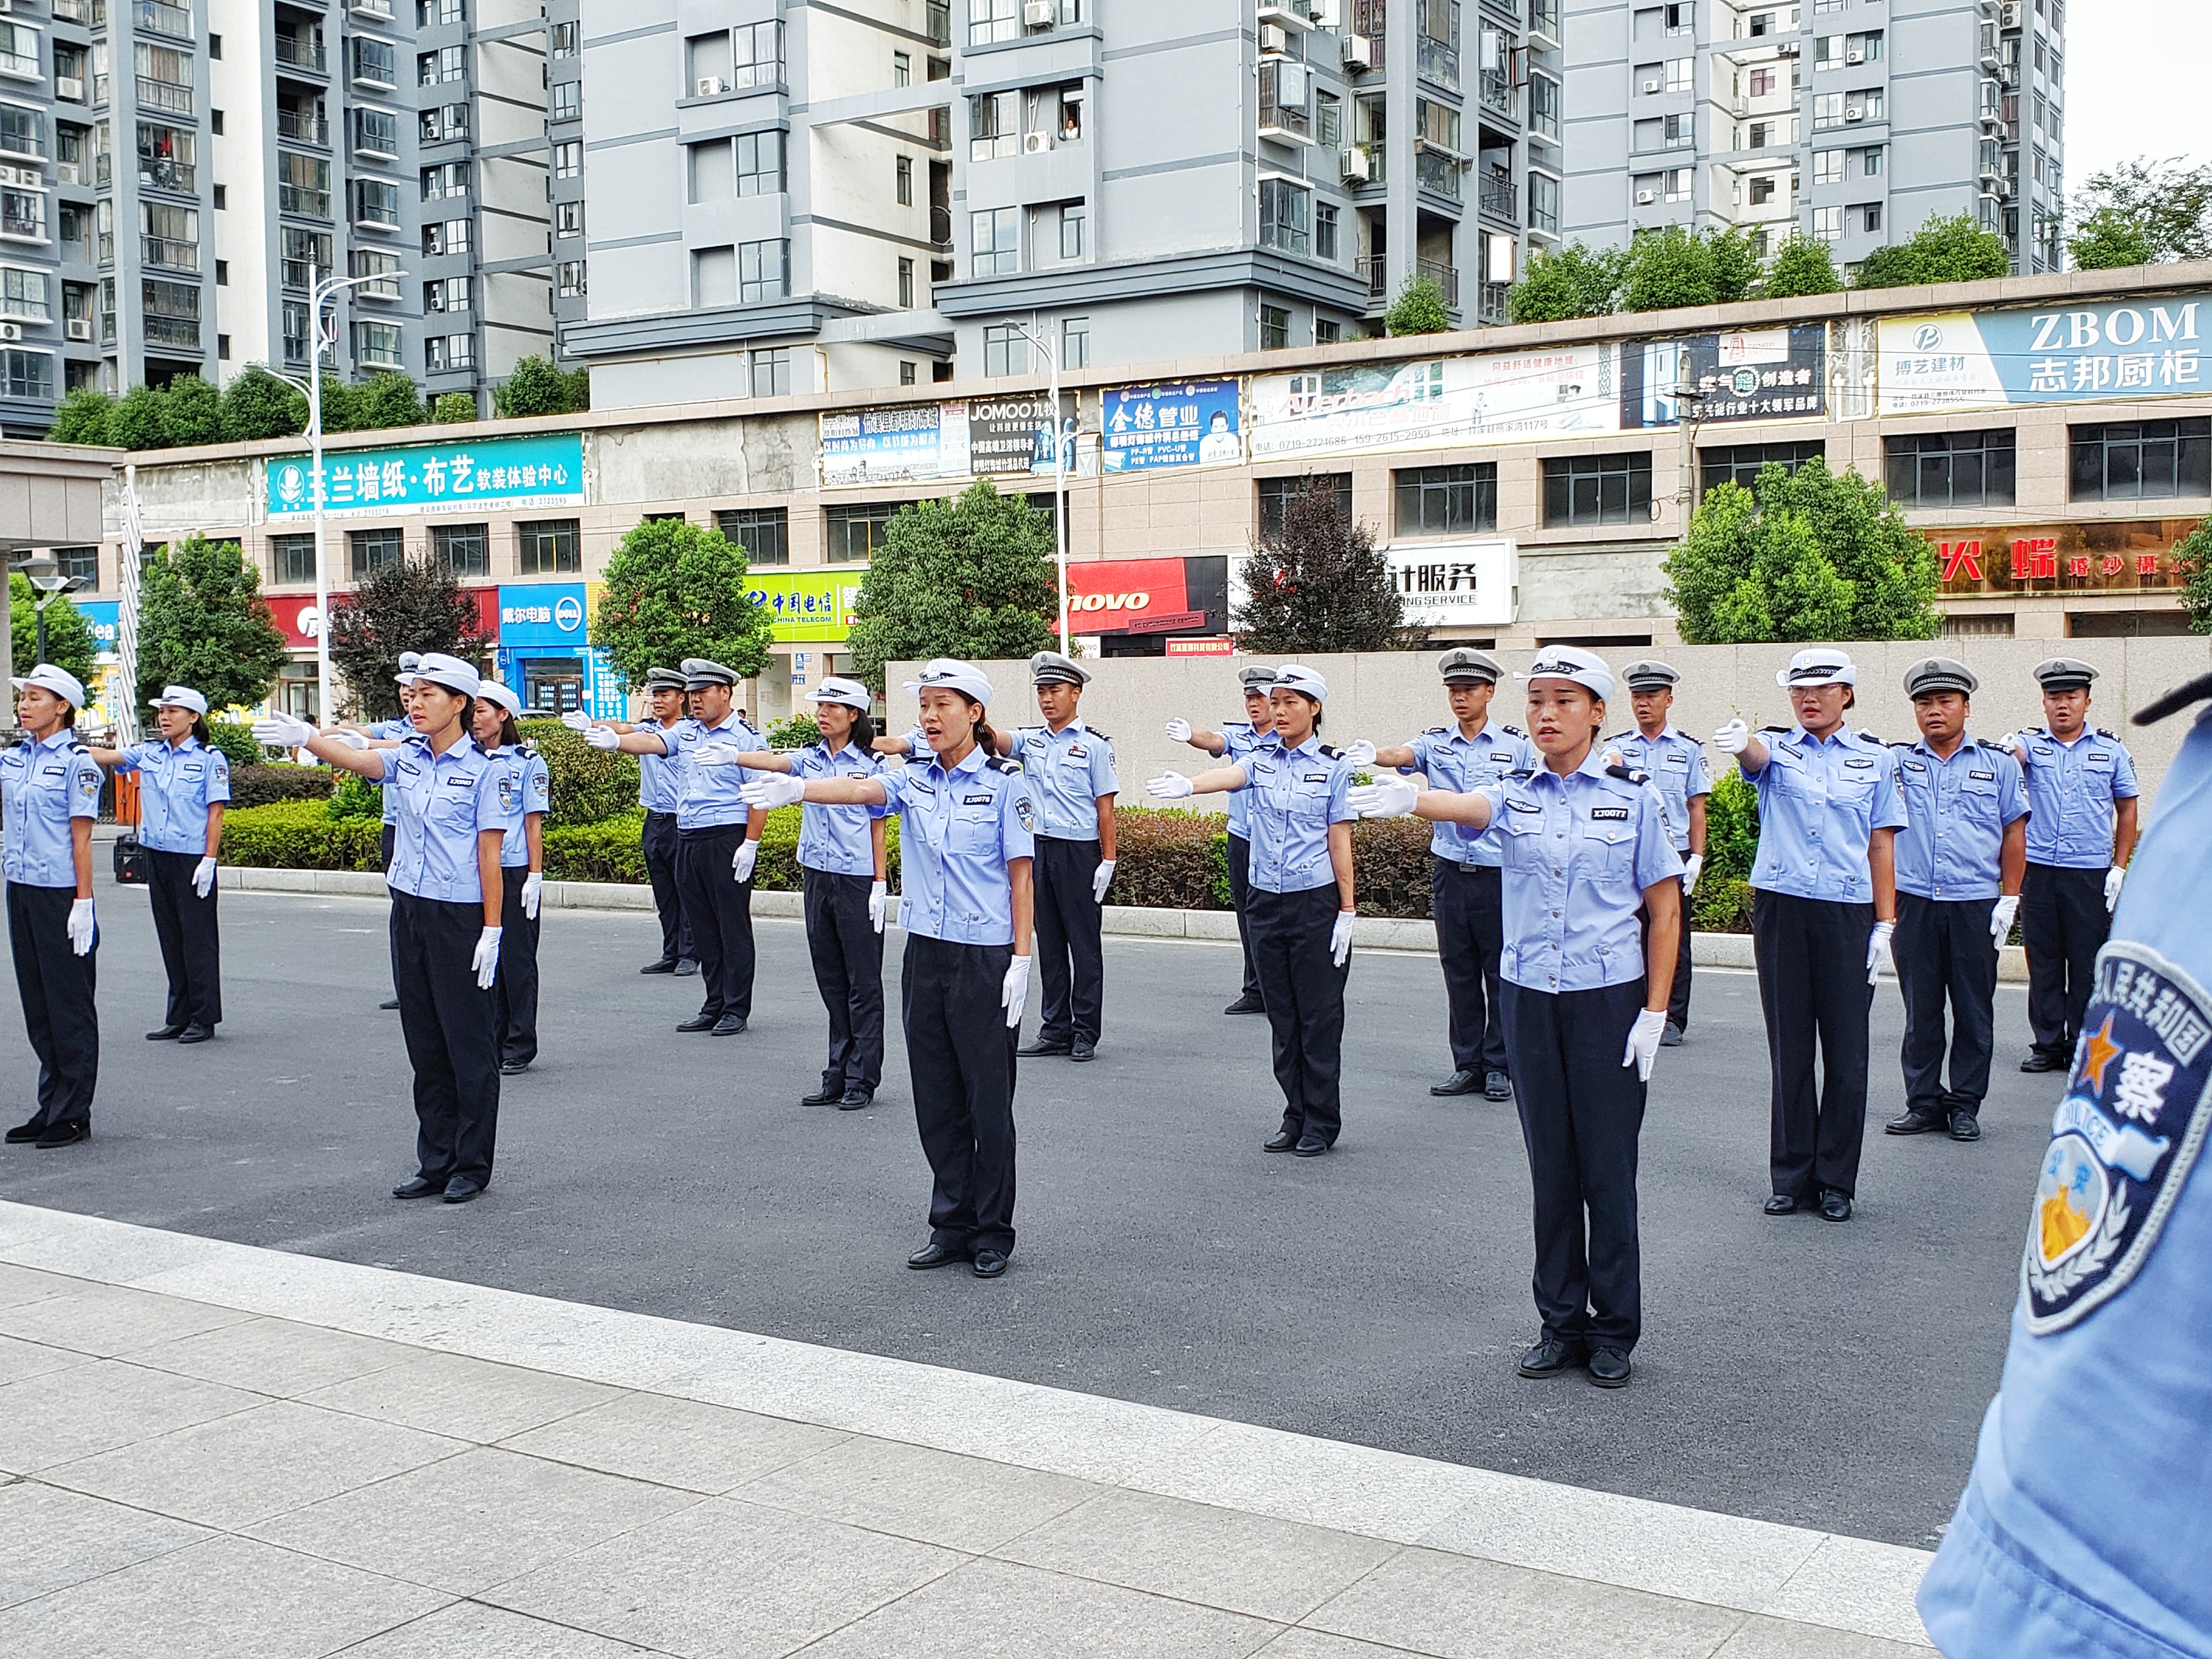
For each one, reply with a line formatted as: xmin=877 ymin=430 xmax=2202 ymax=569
xmin=2 ymin=875 xmax=2060 ymax=1550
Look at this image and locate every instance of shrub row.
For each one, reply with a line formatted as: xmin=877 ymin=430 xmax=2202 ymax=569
xmin=225 ymin=765 xmax=336 ymax=811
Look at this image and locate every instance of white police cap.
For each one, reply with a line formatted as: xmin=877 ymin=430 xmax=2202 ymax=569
xmin=1273 ymin=664 xmax=1329 ymax=702
xmin=398 ymin=651 xmax=424 ymax=674
xmin=12 ymin=662 xmax=86 ymax=708
xmin=410 ymin=652 xmax=482 ymax=699
xmin=804 ymin=675 xmax=874 ymax=713
xmin=2033 ymin=657 xmax=2099 ymax=692
xmin=642 ymin=667 xmax=689 ymax=693
xmin=1237 ymin=664 xmax=1281 ymax=690
xmin=1776 ymin=648 xmax=1857 ymax=689
xmin=477 ymin=680 xmax=522 ymax=717
xmin=152 ymin=684 xmax=210 ymax=716
xmin=903 ymin=658 xmax=994 ymax=707
xmin=1518 ymin=645 xmax=1615 ymax=702
xmin=1438 ymin=648 xmax=1503 ymax=686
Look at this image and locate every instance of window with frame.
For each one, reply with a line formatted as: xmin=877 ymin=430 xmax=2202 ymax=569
xmin=424 ymin=217 xmax=470 ymax=255
xmin=1858 ymin=144 xmax=1883 ymax=177
xmin=1702 ymin=441 xmax=1827 ymax=499
xmin=552 ymin=20 xmax=578 ymax=57
xmin=552 ymin=139 xmax=580 ymax=178
xmin=518 ymin=520 xmax=581 ymax=574
xmin=1663 ymin=112 xmax=1690 ymax=147
xmin=1062 ymin=314 xmax=1088 ymax=370
xmin=970 ymin=0 xmax=1019 ymax=47
xmin=1813 ymin=92 xmax=1842 ymax=128
xmin=1882 ymin=431 xmax=2012 ymax=509
xmin=751 ymin=347 xmax=791 ymax=397
xmin=826 ymin=503 xmax=900 ymax=563
xmin=737 ymin=131 xmax=783 ymax=195
xmin=897 ymin=256 xmax=915 ymax=308
xmin=1812 ymin=147 xmax=1842 ymax=185
xmin=432 ymin=522 xmax=488 ymax=577
xmin=1530 ymin=171 xmax=1560 ymax=234
xmin=1259 ymin=473 xmax=1351 ymax=540
xmin=348 ymin=527 xmax=403 ymax=579
xmin=1 ymin=348 xmax=52 ymax=400
xmin=550 ymin=80 xmax=580 ymax=120
xmin=556 ymin=201 xmax=582 ymax=236
xmin=356 ymin=320 xmax=403 ymax=366
xmin=425 ymin=275 xmax=469 ymax=312
xmin=418 ymin=0 xmax=465 ymax=21
xmin=738 ymin=238 xmax=787 ymax=302
xmin=1317 ymin=91 xmax=1341 ymax=147
xmin=0 ymin=265 xmax=51 ymax=320
xmin=1260 ymin=59 xmax=1311 ymax=136
xmin=1812 ymin=204 xmax=1841 ymax=241
xmin=1315 ymin=201 xmax=1339 ymax=261
xmin=1542 ymin=453 xmax=1652 ymax=527
xmin=272 ymin=534 xmax=318 ymax=584
xmin=969 ymin=91 xmax=1017 ymax=161
xmin=983 ymin=321 xmax=1026 ymax=376
xmin=2070 ymin=420 xmax=2211 ymax=503
xmin=714 ymin=506 xmax=789 ymax=567
xmin=353 ymin=108 xmax=398 ymax=157
xmin=1261 ymin=304 xmax=1290 ymax=351
xmin=1259 ymin=178 xmax=1310 ymax=256
xmin=1668 ymin=58 xmax=1693 ymax=93
xmin=354 ymin=178 xmax=401 ymax=227
xmin=733 ymin=21 xmax=783 ymax=88
xmin=1393 ymin=463 xmax=1497 ymax=535
xmin=421 ymin=161 xmax=467 ymax=201
xmin=1316 ymin=320 xmax=1341 ymax=345
xmin=895 ymin=154 xmax=912 ymax=206
xmin=0 ymin=103 xmax=44 ymax=160
xmin=556 ymin=259 xmax=585 ymax=297
xmin=54 ymin=546 xmax=98 ymax=584
xmin=1530 ymin=73 xmax=1560 ymax=140
xmin=1058 ymin=202 xmax=1085 ymax=261
xmin=1859 ymin=202 xmax=1881 ymax=233
xmin=972 ymin=206 xmax=1018 ymax=275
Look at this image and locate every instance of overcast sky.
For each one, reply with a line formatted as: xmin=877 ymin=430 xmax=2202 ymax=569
xmin=2062 ymin=0 xmax=2212 ymax=189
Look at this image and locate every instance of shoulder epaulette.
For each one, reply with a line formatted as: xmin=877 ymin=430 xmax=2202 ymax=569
xmin=1424 ymin=724 xmax=1450 ymax=735
xmin=521 ymin=741 xmax=539 ymax=756
xmin=1318 ymin=743 xmax=1344 ymax=759
xmin=2096 ymin=727 xmax=2120 ymax=739
xmin=1509 ymin=767 xmax=1538 ymax=780
xmin=1857 ymin=729 xmax=1883 ymax=745
xmin=1605 ymin=764 xmax=1651 ymax=786
xmin=1605 ymin=731 xmax=1635 ymax=744
xmin=1760 ymin=724 xmax=1790 ymax=733
xmin=1502 ymin=725 xmax=1526 ymax=736
xmin=67 ymin=741 xmax=90 ymax=754
xmin=984 ymin=755 xmax=1021 ymax=775
xmin=1088 ymin=729 xmax=1111 ymax=743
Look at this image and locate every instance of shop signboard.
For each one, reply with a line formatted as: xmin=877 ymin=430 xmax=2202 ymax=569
xmin=1100 ymin=379 xmax=1242 ymax=472
xmin=496 ymin=581 xmax=591 ymax=647
xmin=968 ymin=392 xmax=1092 ymax=478
xmin=819 ymin=402 xmax=971 ymax=487
xmin=1620 ymin=325 xmax=1827 ymax=426
xmin=746 ymin=569 xmax=864 ymax=644
xmin=1064 ymin=556 xmax=1229 ymax=636
xmin=284 ymin=585 xmax=499 ymax=647
xmin=1248 ymin=348 xmax=1619 ymax=461
xmin=1878 ymin=294 xmax=2209 ymax=415
xmin=1383 ymin=539 xmax=1517 ymax=628
xmin=1929 ymin=518 xmax=2200 ymax=599
xmin=265 ymin=432 xmax=585 ymax=520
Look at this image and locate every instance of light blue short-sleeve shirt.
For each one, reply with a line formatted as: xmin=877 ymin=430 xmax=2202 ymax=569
xmin=1403 ymin=721 xmax=1538 ymax=866
xmin=371 ymin=716 xmax=415 ymax=825
xmin=1220 ymin=722 xmax=1271 ymax=840
xmin=115 ymin=736 xmax=231 ymax=855
xmin=637 ymin=718 xmax=687 ymax=815
xmin=878 ymin=745 xmax=1037 ymax=945
xmin=1236 ymin=734 xmax=1356 ymax=895
xmin=792 ymin=741 xmax=888 ymax=877
xmin=1013 ymin=719 xmax=1119 ymax=841
xmin=375 ymin=735 xmax=513 ymax=904
xmin=492 ymin=747 xmax=550 ymax=868
xmin=661 ymin=713 xmax=762 ymax=831
xmin=2019 ymin=726 xmax=2140 ymax=869
xmin=1892 ymin=735 xmax=2028 ymax=901
xmin=0 ymin=731 xmax=104 ymax=887
xmin=1743 ymin=725 xmax=1909 ymax=904
xmin=1606 ymin=725 xmax=1710 ymax=854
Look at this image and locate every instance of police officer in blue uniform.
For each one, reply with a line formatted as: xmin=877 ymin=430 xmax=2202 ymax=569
xmin=3 ymin=664 xmax=105 ymax=1149
xmin=1916 ymin=664 xmax=2212 ymax=1657
xmin=571 ymin=668 xmax=696 ymax=975
xmin=587 ymin=660 xmax=765 ymax=1035
xmin=258 ymin=653 xmax=515 ymax=1203
xmin=2006 ymin=659 xmax=2140 ymax=1074
xmin=473 ymin=682 xmax=548 ymax=1075
xmin=714 ymin=676 xmax=891 ymax=1109
xmin=1367 ymin=648 xmax=1538 ymax=1098
xmin=747 ymin=659 xmax=1036 ymax=1277
xmin=351 ymin=652 xmax=421 ymax=1012
xmin=89 ymin=685 xmax=231 ymax=1043
xmin=1717 ymin=648 xmax=1906 ymax=1223
xmin=1606 ymin=660 xmax=1709 ymax=1047
xmin=1883 ymin=659 xmax=2028 ymax=1145
xmin=1004 ymin=651 xmax=1118 ymax=1062
xmin=1353 ymin=647 xmax=1681 ymax=1389
xmin=1165 ymin=664 xmax=1279 ymax=1015
xmin=1149 ymin=664 xmax=1359 ymax=1157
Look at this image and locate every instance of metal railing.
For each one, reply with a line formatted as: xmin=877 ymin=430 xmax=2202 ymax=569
xmin=1479 ymin=170 xmax=1516 ymax=221
xmin=136 ymin=76 xmax=194 ymax=115
xmin=1419 ymin=258 xmax=1459 ymax=308
xmin=1358 ymin=255 xmax=1388 ymax=298
xmin=1416 ymin=147 xmax=1462 ymax=199
xmin=137 ymin=155 xmax=195 ymax=192
xmin=143 ymin=314 xmax=199 ymax=348
xmin=135 ymin=1 xmax=194 ymax=39
xmin=274 ymin=36 xmax=328 ymax=74
xmin=279 ymin=185 xmax=331 ymax=218
xmin=276 ymin=109 xmax=330 ymax=144
xmin=140 ymin=234 xmax=198 ymax=269
xmin=1356 ymin=256 xmax=1460 ymax=310
xmin=1477 ymin=281 xmax=1509 ymax=324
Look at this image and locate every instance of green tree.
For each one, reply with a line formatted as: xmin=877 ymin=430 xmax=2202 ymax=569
xmin=9 ymin=572 xmax=100 ymax=684
xmin=357 ymin=373 xmax=425 ymax=430
xmin=108 ymin=382 xmax=173 ymax=450
xmin=2174 ymin=515 xmax=2212 ymax=633
xmin=317 ymin=376 xmax=363 ymax=436
xmin=493 ymin=355 xmax=591 ymax=419
xmin=432 ymin=392 xmax=477 ymax=424
xmin=1383 ymin=274 xmax=1453 ymax=336
xmin=590 ymin=516 xmax=776 ymax=691
xmin=165 ymin=374 xmax=223 ymax=446
xmin=326 ymin=556 xmax=490 ymax=719
xmin=46 ymin=387 xmax=115 ymax=446
xmin=135 ymin=532 xmax=290 ymax=715
xmin=1508 ymin=240 xmax=1628 ymax=323
xmin=1764 ymin=234 xmax=1844 ymax=298
xmin=1622 ymin=225 xmax=1718 ymax=312
xmin=219 ymin=366 xmax=308 ymax=442
xmin=2067 ymin=156 xmax=2212 ymax=265
xmin=1663 ymin=460 xmax=1943 ymax=645
xmin=1854 ymin=211 xmax=2009 ymax=290
xmin=1232 ymin=473 xmax=1428 ymax=654
xmin=843 ymin=481 xmax=1057 ymax=693
xmin=2068 ymin=207 xmax=2157 ymax=272
xmin=1706 ymin=227 xmax=1764 ymax=303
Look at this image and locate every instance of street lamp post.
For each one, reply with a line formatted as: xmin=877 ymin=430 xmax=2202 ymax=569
xmin=18 ymin=552 xmax=89 ymax=667
xmin=996 ymin=317 xmax=1070 ymax=651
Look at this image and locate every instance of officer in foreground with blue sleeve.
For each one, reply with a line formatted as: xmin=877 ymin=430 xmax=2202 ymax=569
xmin=1164 ymin=664 xmax=1279 ymax=1015
xmin=1917 ymin=664 xmax=2212 ymax=1658
xmin=344 ymin=650 xmax=424 ymax=1012
xmin=1606 ymin=660 xmax=1709 ymax=1047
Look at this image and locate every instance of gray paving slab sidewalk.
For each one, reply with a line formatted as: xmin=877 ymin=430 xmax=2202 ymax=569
xmin=0 ymin=1202 xmax=1932 ymax=1658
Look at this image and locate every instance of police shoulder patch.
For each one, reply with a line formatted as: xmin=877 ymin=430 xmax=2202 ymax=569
xmin=1501 ymin=725 xmax=1526 ymax=736
xmin=1760 ymin=724 xmax=1791 ymax=734
xmin=985 ymin=755 xmax=1022 ymax=775
xmin=1425 ymin=725 xmax=1451 ymax=735
xmin=1856 ymin=729 xmax=1884 ymax=746
xmin=1087 ymin=729 xmax=1111 ymax=743
xmin=1318 ymin=744 xmax=1343 ymax=759
xmin=2023 ymin=941 xmax=2212 ymax=1335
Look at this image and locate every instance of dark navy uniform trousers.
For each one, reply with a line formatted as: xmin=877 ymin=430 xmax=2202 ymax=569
xmin=1753 ymin=890 xmax=1875 ymax=1200
xmin=804 ymin=868 xmax=884 ymax=1097
xmin=390 ymin=891 xmax=501 ymax=1187
xmin=676 ymin=824 xmax=755 ymax=1023
xmin=642 ymin=808 xmax=693 ymax=966
xmin=2021 ymin=862 xmax=2108 ymax=1064
xmin=494 ymin=864 xmax=540 ymax=1067
xmin=902 ymin=933 xmax=1018 ymax=1254
xmin=8 ymin=882 xmax=98 ymax=1132
xmin=1247 ymin=884 xmax=1351 ymax=1145
xmin=1894 ymin=892 xmax=1999 ymax=1117
xmin=1032 ymin=835 xmax=1104 ymax=1046
xmin=145 ymin=847 xmax=221 ymax=1030
xmin=1226 ymin=832 xmax=1262 ymax=1003
xmin=1433 ymin=857 xmax=1510 ymax=1075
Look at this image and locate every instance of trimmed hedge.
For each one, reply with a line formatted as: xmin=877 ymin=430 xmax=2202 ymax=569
xmin=1694 ymin=769 xmax=1759 ymax=934
xmin=226 ymin=764 xmax=336 ymax=810
xmin=520 ymin=718 xmax=639 ymax=827
xmin=219 ymin=798 xmax=384 ymax=870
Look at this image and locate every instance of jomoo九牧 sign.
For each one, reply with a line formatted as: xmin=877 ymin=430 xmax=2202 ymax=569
xmin=265 ymin=433 xmax=586 ymax=520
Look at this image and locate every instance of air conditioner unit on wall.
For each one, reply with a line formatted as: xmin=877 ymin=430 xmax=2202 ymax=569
xmin=1642 ymin=78 xmax=1660 ymax=93
xmin=1342 ymin=32 xmax=1372 ymax=70
xmin=1260 ymin=22 xmax=1288 ymax=52
xmin=67 ymin=318 xmax=93 ymax=341
xmin=696 ymin=76 xmax=727 ymax=97
xmin=1023 ymin=131 xmax=1053 ymax=153
xmin=2000 ymin=1 xmax=2021 ymax=25
xmin=0 ymin=323 xmax=20 ymax=343
xmin=1340 ymin=145 xmax=1369 ymax=182
xmin=1846 ymin=48 xmax=1863 ymax=63
xmin=1775 ymin=41 xmax=1799 ymax=55
xmin=1023 ymin=0 xmax=1053 ymax=25
xmin=1636 ymin=189 xmax=1655 ymax=204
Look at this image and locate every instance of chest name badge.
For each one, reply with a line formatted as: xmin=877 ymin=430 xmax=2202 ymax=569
xmin=1490 ymin=752 xmax=1515 ymax=763
xmin=1587 ymin=806 xmax=1630 ymax=822
xmin=1068 ymin=743 xmax=1086 ymax=759
xmin=1969 ymin=770 xmax=1995 ymax=782
xmin=2023 ymin=942 xmax=2212 ymax=1335
xmin=962 ymin=793 xmax=992 ymax=805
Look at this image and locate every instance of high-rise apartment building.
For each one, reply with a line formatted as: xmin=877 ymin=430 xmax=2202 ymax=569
xmin=1561 ymin=0 xmax=2061 ymax=276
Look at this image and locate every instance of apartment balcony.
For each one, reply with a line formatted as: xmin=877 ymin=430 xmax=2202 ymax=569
xmin=137 ymin=155 xmax=195 ymax=193
xmin=1478 ymin=170 xmax=1516 ymax=222
xmin=276 ymin=109 xmax=330 ymax=146
xmin=1418 ymin=38 xmax=1459 ymax=92
xmin=1 ymin=204 xmax=45 ymax=241
xmin=279 ymin=185 xmax=332 ymax=219
xmin=1357 ymin=257 xmax=1459 ymax=310
xmin=1420 ymin=258 xmax=1459 ymax=308
xmin=1415 ymin=147 xmax=1462 ymax=201
xmin=274 ymin=37 xmax=328 ymax=76
xmin=141 ymin=234 xmax=198 ymax=268
xmin=143 ymin=314 xmax=199 ymax=349
xmin=136 ymin=76 xmax=194 ymax=116
xmin=53 ymin=0 xmax=92 ymax=20
xmin=349 ymin=0 xmax=394 ymax=15
xmin=1476 ymin=280 xmax=1509 ymax=324
xmin=1480 ymin=70 xmax=1516 ymax=120
xmin=135 ymin=1 xmax=194 ymax=40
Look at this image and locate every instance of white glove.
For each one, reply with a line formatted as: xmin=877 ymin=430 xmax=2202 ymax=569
xmin=1713 ymin=719 xmax=1750 ymax=755
xmin=741 ymin=772 xmax=808 ymax=810
xmin=694 ymin=742 xmax=749 ymax=768
xmin=252 ymin=714 xmax=315 ymax=748
xmin=582 ymin=724 xmax=620 ymax=751
xmin=1092 ymin=860 xmax=1115 ymax=902
xmin=868 ymin=879 xmax=887 ymax=933
xmin=1001 ymin=955 xmax=1031 ymax=1027
xmin=1866 ymin=919 xmax=1894 ymax=985
xmin=1681 ymin=852 xmax=1703 ymax=893
xmin=66 ymin=898 xmax=95 ymax=956
xmin=521 ymin=872 xmax=543 ymax=919
xmin=560 ymin=710 xmax=594 ymax=732
xmin=193 ymin=855 xmax=217 ymax=898
xmin=1348 ymin=776 xmax=1420 ymax=818
xmin=1346 ymin=738 xmax=1377 ymax=768
xmin=1623 ymin=1008 xmax=1667 ymax=1081
xmin=2106 ymin=866 xmax=2126 ymax=911
xmin=1330 ymin=909 xmax=1356 ymax=967
xmin=331 ymin=730 xmax=370 ymax=751
xmin=1990 ymin=893 xmax=2019 ymax=946
xmin=1165 ymin=716 xmax=1192 ymax=743
xmin=732 ymin=839 xmax=758 ymax=883
xmin=1147 ymin=770 xmax=1194 ymax=800
xmin=472 ymin=926 xmax=502 ymax=990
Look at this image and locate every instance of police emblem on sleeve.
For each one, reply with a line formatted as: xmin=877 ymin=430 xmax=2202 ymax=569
xmin=498 ymin=774 xmax=521 ymax=814
xmin=1014 ymin=792 xmax=1036 ymax=833
xmin=2022 ymin=941 xmax=2212 ymax=1335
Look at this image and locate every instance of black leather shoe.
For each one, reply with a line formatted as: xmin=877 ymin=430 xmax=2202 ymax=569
xmin=2019 ymin=1051 xmax=2065 ymax=1073
xmin=177 ymin=1024 xmax=214 ymax=1045
xmin=1017 ymin=1039 xmax=1072 ymax=1057
xmin=710 ymin=1015 xmax=747 ymax=1036
xmin=35 ymin=1120 xmax=87 ymax=1149
xmin=802 ymin=1084 xmax=842 ymax=1105
xmin=392 ymin=1176 xmax=444 ymax=1200
xmin=1430 ymin=1069 xmax=1482 ymax=1096
xmin=676 ymin=1013 xmax=718 ymax=1032
xmin=5 ymin=1118 xmax=43 ymax=1144
xmin=907 ymin=1241 xmax=968 ymax=1269
xmin=838 ymin=1091 xmax=872 ymax=1111
xmin=1293 ymin=1133 xmax=1330 ymax=1156
xmin=640 ymin=958 xmax=678 ymax=974
xmin=1517 ymin=1338 xmax=1588 ymax=1378
xmin=1884 ymin=1109 xmax=1948 ymax=1135
xmin=1660 ymin=1023 xmax=1684 ymax=1048
xmin=500 ymin=1059 xmax=531 ymax=1075
xmin=1223 ymin=993 xmax=1266 ymax=1015
xmin=443 ymin=1176 xmax=485 ymax=1205
xmin=1483 ymin=1071 xmax=1514 ymax=1101
xmin=145 ymin=1024 xmax=187 ymax=1041
xmin=1588 ymin=1347 xmax=1632 ymax=1389
xmin=1818 ymin=1190 xmax=1853 ymax=1222
xmin=1763 ymin=1193 xmax=1802 ymax=1216
xmin=972 ymin=1249 xmax=1008 ymax=1278
xmin=673 ymin=959 xmax=701 ymax=977
xmin=1948 ymin=1109 xmax=1982 ymax=1142
xmin=1070 ymin=1039 xmax=1096 ymax=1062
xmin=1262 ymin=1130 xmax=1297 ymax=1153
xmin=379 ymin=997 xmax=401 ymax=1011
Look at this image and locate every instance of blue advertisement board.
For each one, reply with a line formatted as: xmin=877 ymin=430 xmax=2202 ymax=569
xmin=266 ymin=432 xmax=586 ymax=520
xmin=73 ymin=599 xmax=120 ymax=653
xmin=1101 ymin=379 xmax=1243 ymax=473
xmin=1878 ymin=294 xmax=2208 ymax=415
xmin=496 ymin=582 xmax=590 ymax=647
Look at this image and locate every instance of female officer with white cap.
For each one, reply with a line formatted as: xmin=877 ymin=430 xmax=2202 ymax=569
xmin=471 ymin=681 xmax=548 ymax=1074
xmin=1352 ymin=646 xmax=1680 ymax=1388
xmin=86 ymin=685 xmax=230 ymax=1043
xmin=3 ymin=664 xmax=105 ymax=1148
xmin=256 ymin=652 xmax=515 ymax=1203
xmin=742 ymin=659 xmax=1036 ymax=1277
xmin=1148 ymin=664 xmax=1358 ymax=1157
xmin=1715 ymin=648 xmax=1905 ymax=1224
xmin=709 ymin=675 xmax=891 ymax=1109
xmin=1165 ymin=664 xmax=1280 ymax=1015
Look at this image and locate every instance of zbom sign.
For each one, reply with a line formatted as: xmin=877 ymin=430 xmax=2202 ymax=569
xmin=1878 ymin=297 xmax=2205 ymax=415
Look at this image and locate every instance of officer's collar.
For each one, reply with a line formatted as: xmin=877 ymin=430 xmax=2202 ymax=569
xmin=2041 ymin=725 xmax=2091 ymax=747
xmin=1037 ymin=717 xmax=1087 ymax=740
xmin=26 ymin=727 xmax=77 ymax=752
xmin=1272 ymin=730 xmax=1323 ymax=758
xmin=162 ymin=734 xmax=202 ymax=752
xmin=1451 ymin=719 xmax=1496 ymax=744
xmin=1781 ymin=723 xmax=1853 ymax=748
xmin=1637 ymin=722 xmax=1678 ymax=744
xmin=1907 ymin=731 xmax=1973 ymax=760
xmin=928 ymin=742 xmax=989 ymax=780
xmin=701 ymin=712 xmax=749 ymax=736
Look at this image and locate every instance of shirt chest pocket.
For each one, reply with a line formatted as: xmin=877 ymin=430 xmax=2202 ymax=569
xmin=1580 ymin=819 xmax=1638 ymax=874
xmin=953 ymin=805 xmax=997 ymax=851
xmin=431 ymin=780 xmax=481 ymax=830
xmin=1496 ymin=809 xmax=1547 ymax=867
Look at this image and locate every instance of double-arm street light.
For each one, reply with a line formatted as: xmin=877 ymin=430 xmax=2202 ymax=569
xmin=994 ymin=316 xmax=1071 ymax=651
xmin=16 ymin=551 xmax=90 ymax=666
